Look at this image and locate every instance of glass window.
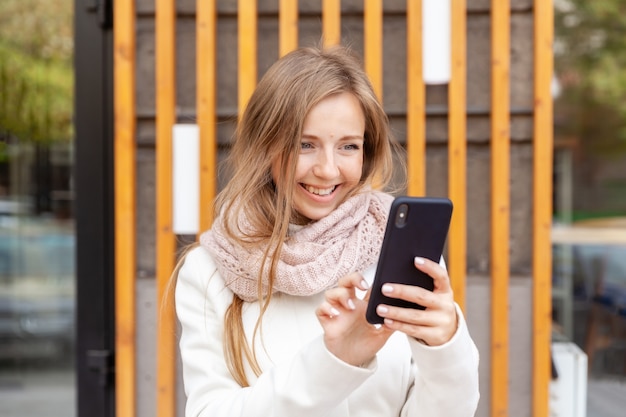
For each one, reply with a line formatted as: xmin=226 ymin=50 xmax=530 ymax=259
xmin=0 ymin=1 xmax=75 ymax=416
xmin=553 ymin=1 xmax=626 ymax=415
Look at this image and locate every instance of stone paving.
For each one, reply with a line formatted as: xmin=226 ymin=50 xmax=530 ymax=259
xmin=0 ymin=367 xmax=624 ymax=417
xmin=0 ymin=367 xmax=75 ymax=417
xmin=587 ymin=377 xmax=626 ymax=417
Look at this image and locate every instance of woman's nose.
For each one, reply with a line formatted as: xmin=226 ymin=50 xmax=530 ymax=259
xmin=312 ymin=151 xmax=339 ymax=178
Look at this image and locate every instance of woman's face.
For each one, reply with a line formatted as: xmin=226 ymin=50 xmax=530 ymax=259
xmin=272 ymin=92 xmax=365 ymax=222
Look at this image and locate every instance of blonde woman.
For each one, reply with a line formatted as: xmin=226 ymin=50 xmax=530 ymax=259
xmin=175 ymin=45 xmax=479 ymax=417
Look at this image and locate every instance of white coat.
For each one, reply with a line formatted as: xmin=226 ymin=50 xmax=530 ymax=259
xmin=176 ymin=246 xmax=480 ymax=417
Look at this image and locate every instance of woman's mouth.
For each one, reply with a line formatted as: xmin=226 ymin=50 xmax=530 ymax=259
xmin=302 ymin=184 xmax=337 ymax=196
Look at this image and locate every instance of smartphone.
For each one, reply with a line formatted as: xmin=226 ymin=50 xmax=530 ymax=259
xmin=365 ymin=196 xmax=453 ymax=325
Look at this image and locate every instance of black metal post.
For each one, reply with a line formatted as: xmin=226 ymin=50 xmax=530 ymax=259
xmin=74 ymin=0 xmax=115 ymax=415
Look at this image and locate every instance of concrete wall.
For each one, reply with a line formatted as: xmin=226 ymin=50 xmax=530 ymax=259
xmin=133 ymin=1 xmax=538 ymax=416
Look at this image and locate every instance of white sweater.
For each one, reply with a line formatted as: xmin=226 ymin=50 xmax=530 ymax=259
xmin=176 ymin=246 xmax=480 ymax=417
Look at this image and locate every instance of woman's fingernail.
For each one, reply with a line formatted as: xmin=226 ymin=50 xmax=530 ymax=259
xmin=382 ymin=284 xmax=393 ymax=294
xmin=377 ymin=305 xmax=388 ymax=314
xmin=330 ymin=307 xmax=341 ymax=316
xmin=348 ymin=299 xmax=356 ymax=310
xmin=361 ymin=279 xmax=369 ymax=289
xmin=414 ymin=256 xmax=425 ymax=265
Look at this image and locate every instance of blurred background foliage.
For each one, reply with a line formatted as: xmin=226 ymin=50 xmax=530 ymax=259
xmin=0 ymin=1 xmax=621 ymax=172
xmin=554 ymin=0 xmax=626 ymax=157
xmin=554 ymin=0 xmax=626 ymax=221
xmin=0 ymin=0 xmax=73 ymax=145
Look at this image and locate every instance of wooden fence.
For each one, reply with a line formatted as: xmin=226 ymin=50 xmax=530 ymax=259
xmin=113 ymin=1 xmax=554 ymax=416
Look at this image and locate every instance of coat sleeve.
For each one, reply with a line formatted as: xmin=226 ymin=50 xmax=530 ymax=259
xmin=175 ymin=247 xmax=376 ymax=417
xmin=400 ymin=304 xmax=480 ymax=417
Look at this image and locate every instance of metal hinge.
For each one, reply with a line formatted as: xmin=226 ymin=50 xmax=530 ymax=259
xmin=87 ymin=349 xmax=114 ymax=387
xmin=85 ymin=0 xmax=112 ymax=28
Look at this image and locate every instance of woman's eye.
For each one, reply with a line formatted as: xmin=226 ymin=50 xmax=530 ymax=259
xmin=300 ymin=142 xmax=313 ymax=150
xmin=343 ymin=143 xmax=361 ymax=151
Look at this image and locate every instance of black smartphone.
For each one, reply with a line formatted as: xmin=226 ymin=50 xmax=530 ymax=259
xmin=365 ymin=196 xmax=453 ymax=325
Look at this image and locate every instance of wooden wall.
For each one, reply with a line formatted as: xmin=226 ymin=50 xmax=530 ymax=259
xmin=113 ymin=1 xmax=553 ymax=416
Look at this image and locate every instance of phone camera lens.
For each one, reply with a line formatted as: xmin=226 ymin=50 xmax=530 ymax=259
xmin=395 ymin=204 xmax=409 ymax=228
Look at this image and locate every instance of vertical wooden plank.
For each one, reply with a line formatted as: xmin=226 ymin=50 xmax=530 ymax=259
xmin=407 ymin=0 xmax=425 ymax=196
xmin=279 ymin=0 xmax=298 ymax=57
xmin=238 ymin=0 xmax=257 ymax=112
xmin=448 ymin=0 xmax=467 ymax=312
xmin=114 ymin=0 xmax=137 ymax=416
xmin=197 ymin=0 xmax=217 ymax=231
xmin=322 ymin=0 xmax=341 ymax=47
xmin=490 ymin=1 xmax=510 ymax=416
xmin=532 ymin=1 xmax=554 ymax=417
xmin=364 ymin=0 xmax=383 ymax=101
xmin=155 ymin=0 xmax=177 ymax=416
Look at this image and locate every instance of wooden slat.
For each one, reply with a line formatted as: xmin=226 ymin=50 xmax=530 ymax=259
xmin=322 ymin=0 xmax=341 ymax=47
xmin=532 ymin=1 xmax=554 ymax=416
xmin=364 ymin=0 xmax=383 ymax=101
xmin=490 ymin=1 xmax=510 ymax=416
xmin=198 ymin=0 xmax=217 ymax=231
xmin=238 ymin=0 xmax=257 ymax=113
xmin=279 ymin=0 xmax=298 ymax=57
xmin=406 ymin=0 xmax=425 ymax=196
xmin=113 ymin=0 xmax=137 ymax=416
xmin=448 ymin=0 xmax=467 ymax=312
xmin=155 ymin=0 xmax=177 ymax=416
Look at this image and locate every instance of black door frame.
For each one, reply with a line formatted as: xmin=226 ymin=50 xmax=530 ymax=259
xmin=74 ymin=1 xmax=115 ymax=416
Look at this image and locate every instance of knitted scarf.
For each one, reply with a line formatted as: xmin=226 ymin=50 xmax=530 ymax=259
xmin=200 ymin=191 xmax=394 ymax=302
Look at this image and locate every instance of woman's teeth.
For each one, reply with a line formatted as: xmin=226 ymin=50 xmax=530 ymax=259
xmin=304 ymin=184 xmax=336 ymax=196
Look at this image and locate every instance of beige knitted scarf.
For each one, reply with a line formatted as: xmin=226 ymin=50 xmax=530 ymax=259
xmin=200 ymin=191 xmax=394 ymax=302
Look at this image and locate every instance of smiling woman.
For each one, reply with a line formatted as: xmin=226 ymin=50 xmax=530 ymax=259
xmin=277 ymin=92 xmax=365 ymax=222
xmin=172 ymin=45 xmax=480 ymax=417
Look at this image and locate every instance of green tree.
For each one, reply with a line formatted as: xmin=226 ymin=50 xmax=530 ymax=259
xmin=0 ymin=0 xmax=73 ymax=144
xmin=554 ymin=0 xmax=626 ymax=156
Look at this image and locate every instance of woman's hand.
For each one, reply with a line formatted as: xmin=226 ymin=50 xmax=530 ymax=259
xmin=374 ymin=257 xmax=458 ymax=346
xmin=316 ymin=272 xmax=394 ymax=367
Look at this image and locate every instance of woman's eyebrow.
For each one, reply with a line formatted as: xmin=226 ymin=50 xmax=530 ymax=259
xmin=301 ymin=133 xmax=364 ymax=141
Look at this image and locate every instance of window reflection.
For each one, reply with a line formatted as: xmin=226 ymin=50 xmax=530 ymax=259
xmin=553 ymin=1 xmax=626 ymax=413
xmin=0 ymin=141 xmax=75 ymax=416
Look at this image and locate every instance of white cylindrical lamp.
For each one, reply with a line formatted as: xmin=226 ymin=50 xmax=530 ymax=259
xmin=422 ymin=0 xmax=452 ymax=85
xmin=172 ymin=124 xmax=200 ymax=235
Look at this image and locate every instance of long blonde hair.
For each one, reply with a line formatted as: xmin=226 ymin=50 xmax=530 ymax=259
xmin=208 ymin=45 xmax=402 ymax=386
